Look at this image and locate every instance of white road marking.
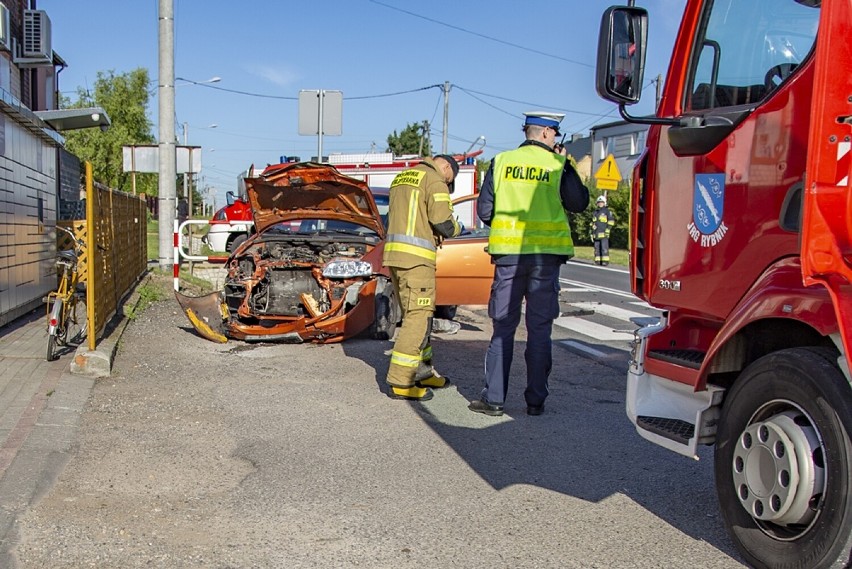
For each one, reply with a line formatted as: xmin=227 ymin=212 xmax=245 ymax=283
xmin=568 ymin=301 xmax=647 ymax=322
xmin=629 ymin=301 xmax=660 ymax=311
xmin=553 ymin=316 xmax=633 ymax=341
xmin=567 ymin=259 xmax=629 ymax=274
xmin=557 ymin=340 xmax=611 ymax=358
xmin=559 ymin=278 xmax=637 ymax=299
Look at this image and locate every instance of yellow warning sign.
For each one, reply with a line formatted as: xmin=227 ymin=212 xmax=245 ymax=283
xmin=594 ymin=154 xmax=622 ymax=190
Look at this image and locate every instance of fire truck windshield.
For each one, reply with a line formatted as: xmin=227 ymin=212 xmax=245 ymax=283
xmin=687 ymin=0 xmax=819 ymax=111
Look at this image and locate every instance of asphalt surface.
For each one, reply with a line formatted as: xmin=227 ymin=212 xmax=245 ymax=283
xmin=3 ymin=275 xmax=747 ymax=568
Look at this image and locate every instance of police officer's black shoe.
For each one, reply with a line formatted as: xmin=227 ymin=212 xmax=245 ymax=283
xmin=468 ymin=399 xmax=504 ymax=416
xmin=526 ymin=404 xmax=545 ymax=416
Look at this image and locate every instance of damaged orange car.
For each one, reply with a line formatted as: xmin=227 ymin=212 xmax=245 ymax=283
xmin=176 ymin=162 xmax=401 ymax=344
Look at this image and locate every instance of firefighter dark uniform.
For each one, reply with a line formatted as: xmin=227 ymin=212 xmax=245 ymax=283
xmin=471 ymin=111 xmax=589 ymax=416
xmin=591 ymin=196 xmax=615 ymax=265
xmin=383 ymin=155 xmax=461 ymax=401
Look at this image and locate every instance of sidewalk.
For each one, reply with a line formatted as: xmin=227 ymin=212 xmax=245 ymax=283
xmin=0 ymin=309 xmax=94 ymax=567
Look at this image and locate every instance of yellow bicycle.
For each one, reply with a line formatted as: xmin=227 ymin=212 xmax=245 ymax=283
xmin=46 ymin=225 xmax=87 ymax=361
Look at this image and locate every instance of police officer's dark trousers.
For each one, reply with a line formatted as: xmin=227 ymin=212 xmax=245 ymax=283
xmin=483 ymin=263 xmax=561 ymax=407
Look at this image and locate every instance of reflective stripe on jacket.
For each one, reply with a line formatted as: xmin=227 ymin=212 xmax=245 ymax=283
xmin=488 ymin=145 xmax=573 ymax=256
xmin=591 ymin=206 xmax=615 ymax=239
xmin=382 ymin=158 xmax=459 ymax=268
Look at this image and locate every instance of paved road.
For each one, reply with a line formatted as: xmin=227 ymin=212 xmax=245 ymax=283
xmin=8 ymin=278 xmax=746 ymax=568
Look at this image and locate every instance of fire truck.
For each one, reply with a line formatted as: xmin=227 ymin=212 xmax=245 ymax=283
xmin=596 ymin=2 xmax=851 ymax=568
xmin=202 ymin=153 xmax=481 ymax=254
xmin=329 ymin=151 xmax=481 ymax=228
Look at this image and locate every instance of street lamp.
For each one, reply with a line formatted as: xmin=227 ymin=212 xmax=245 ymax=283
xmin=175 ymin=75 xmax=221 ymax=87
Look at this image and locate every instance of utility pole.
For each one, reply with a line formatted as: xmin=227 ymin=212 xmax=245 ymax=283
xmin=442 ymin=81 xmax=450 ymax=154
xmin=419 ymin=120 xmax=429 ymax=156
xmin=158 ymin=0 xmax=176 ymax=270
xmin=655 ymin=73 xmax=663 ymax=110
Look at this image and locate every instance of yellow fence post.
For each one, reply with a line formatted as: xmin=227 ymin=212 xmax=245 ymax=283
xmin=85 ymin=162 xmax=96 ymax=351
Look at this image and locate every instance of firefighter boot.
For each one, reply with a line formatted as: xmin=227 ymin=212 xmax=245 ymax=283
xmin=415 ymin=364 xmax=450 ymax=389
xmin=389 ymin=385 xmax=434 ymax=401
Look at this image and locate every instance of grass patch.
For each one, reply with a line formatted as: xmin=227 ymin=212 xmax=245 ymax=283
xmin=148 ymin=218 xmax=213 ymax=262
xmin=125 ymin=277 xmax=168 ymax=319
xmin=573 ymin=246 xmax=629 ymax=267
xmin=178 ymin=268 xmax=217 ymax=294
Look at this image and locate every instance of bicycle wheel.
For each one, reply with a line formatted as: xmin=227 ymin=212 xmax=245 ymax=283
xmin=67 ymin=296 xmax=87 ymax=344
xmin=46 ymin=333 xmax=58 ymax=361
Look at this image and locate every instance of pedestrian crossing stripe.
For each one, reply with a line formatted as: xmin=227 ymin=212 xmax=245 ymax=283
xmin=552 ymin=316 xmax=632 ymax=341
xmin=568 ymin=301 xmax=648 ymax=322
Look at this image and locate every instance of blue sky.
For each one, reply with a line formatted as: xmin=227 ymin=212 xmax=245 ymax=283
xmin=38 ymin=0 xmax=685 ymax=206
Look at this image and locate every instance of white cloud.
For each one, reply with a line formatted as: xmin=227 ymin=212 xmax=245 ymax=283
xmin=245 ymin=64 xmax=299 ymax=88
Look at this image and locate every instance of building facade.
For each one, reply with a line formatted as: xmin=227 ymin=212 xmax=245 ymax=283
xmin=589 ymin=120 xmax=650 ymax=184
xmin=0 ymin=1 xmax=66 ymax=326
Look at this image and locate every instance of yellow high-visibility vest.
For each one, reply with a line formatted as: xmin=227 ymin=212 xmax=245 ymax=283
xmin=489 ymin=146 xmax=573 ymax=256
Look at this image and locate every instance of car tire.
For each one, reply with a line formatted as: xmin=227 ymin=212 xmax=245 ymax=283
xmin=435 ymin=305 xmax=457 ymax=320
xmin=228 ymin=233 xmax=248 ymax=253
xmin=714 ymin=347 xmax=852 ymax=569
xmin=370 ymin=279 xmax=399 ymax=341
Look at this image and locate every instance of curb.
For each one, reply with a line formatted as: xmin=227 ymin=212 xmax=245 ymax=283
xmin=69 ymin=274 xmax=150 ymax=378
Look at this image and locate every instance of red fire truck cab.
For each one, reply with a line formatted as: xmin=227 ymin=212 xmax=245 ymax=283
xmin=202 ymin=190 xmax=254 ymax=254
xmin=597 ymin=1 xmax=852 ymax=567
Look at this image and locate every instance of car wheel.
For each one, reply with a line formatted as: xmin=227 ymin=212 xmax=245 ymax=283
xmin=228 ymin=233 xmax=248 ymax=253
xmin=370 ymin=279 xmax=399 ymax=340
xmin=435 ymin=305 xmax=457 ymax=320
xmin=714 ymin=347 xmax=852 ymax=569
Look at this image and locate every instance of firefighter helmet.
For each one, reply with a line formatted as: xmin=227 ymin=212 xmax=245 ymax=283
xmin=596 ymin=195 xmax=607 ymax=205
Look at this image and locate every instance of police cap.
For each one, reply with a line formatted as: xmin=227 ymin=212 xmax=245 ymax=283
xmin=523 ymin=111 xmax=565 ymax=135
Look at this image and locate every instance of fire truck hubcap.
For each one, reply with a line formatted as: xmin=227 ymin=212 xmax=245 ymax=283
xmin=732 ymin=407 xmax=825 ymax=530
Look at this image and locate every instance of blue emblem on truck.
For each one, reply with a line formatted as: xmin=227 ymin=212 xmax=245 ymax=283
xmin=688 ymin=173 xmax=728 ymax=247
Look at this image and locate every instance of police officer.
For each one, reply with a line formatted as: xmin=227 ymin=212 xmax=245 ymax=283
xmin=470 ymin=112 xmax=589 ymax=416
xmin=591 ymin=195 xmax=615 ymax=265
xmin=383 ymin=155 xmax=462 ymax=401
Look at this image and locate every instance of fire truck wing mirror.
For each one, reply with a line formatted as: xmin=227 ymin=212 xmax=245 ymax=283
xmin=226 ymin=191 xmax=236 ymax=206
xmin=596 ymin=6 xmax=648 ymax=106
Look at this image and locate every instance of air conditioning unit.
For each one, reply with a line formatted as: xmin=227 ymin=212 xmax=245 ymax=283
xmin=0 ymin=4 xmax=10 ymax=52
xmin=23 ymin=9 xmax=51 ymax=61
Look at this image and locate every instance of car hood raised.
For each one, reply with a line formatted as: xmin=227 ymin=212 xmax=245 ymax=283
xmin=244 ymin=162 xmax=385 ymax=236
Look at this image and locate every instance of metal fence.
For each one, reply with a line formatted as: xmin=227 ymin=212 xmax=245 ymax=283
xmin=57 ymin=162 xmax=147 ymax=351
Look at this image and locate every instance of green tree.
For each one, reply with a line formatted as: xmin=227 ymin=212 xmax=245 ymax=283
xmin=386 ymin=122 xmax=430 ymax=156
xmin=62 ymin=68 xmax=157 ymax=194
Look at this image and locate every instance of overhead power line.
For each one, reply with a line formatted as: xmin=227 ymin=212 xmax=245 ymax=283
xmin=174 ymin=77 xmax=442 ymax=101
xmin=367 ymin=0 xmax=594 ymax=68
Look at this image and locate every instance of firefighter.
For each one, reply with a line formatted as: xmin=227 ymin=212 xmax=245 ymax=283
xmin=470 ymin=111 xmax=589 ymax=416
xmin=591 ymin=195 xmax=615 ymax=265
xmin=383 ymin=154 xmax=462 ymax=401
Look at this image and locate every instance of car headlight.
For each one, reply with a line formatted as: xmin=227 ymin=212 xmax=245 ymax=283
xmin=322 ymin=259 xmax=372 ymax=278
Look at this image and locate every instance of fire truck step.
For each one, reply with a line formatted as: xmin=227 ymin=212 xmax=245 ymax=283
xmin=647 ymin=349 xmax=705 ymax=369
xmin=636 ymin=416 xmax=695 ymax=445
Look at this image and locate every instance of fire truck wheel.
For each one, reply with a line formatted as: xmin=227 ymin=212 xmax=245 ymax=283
xmin=228 ymin=234 xmax=248 ymax=253
xmin=714 ymin=347 xmax=852 ymax=569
